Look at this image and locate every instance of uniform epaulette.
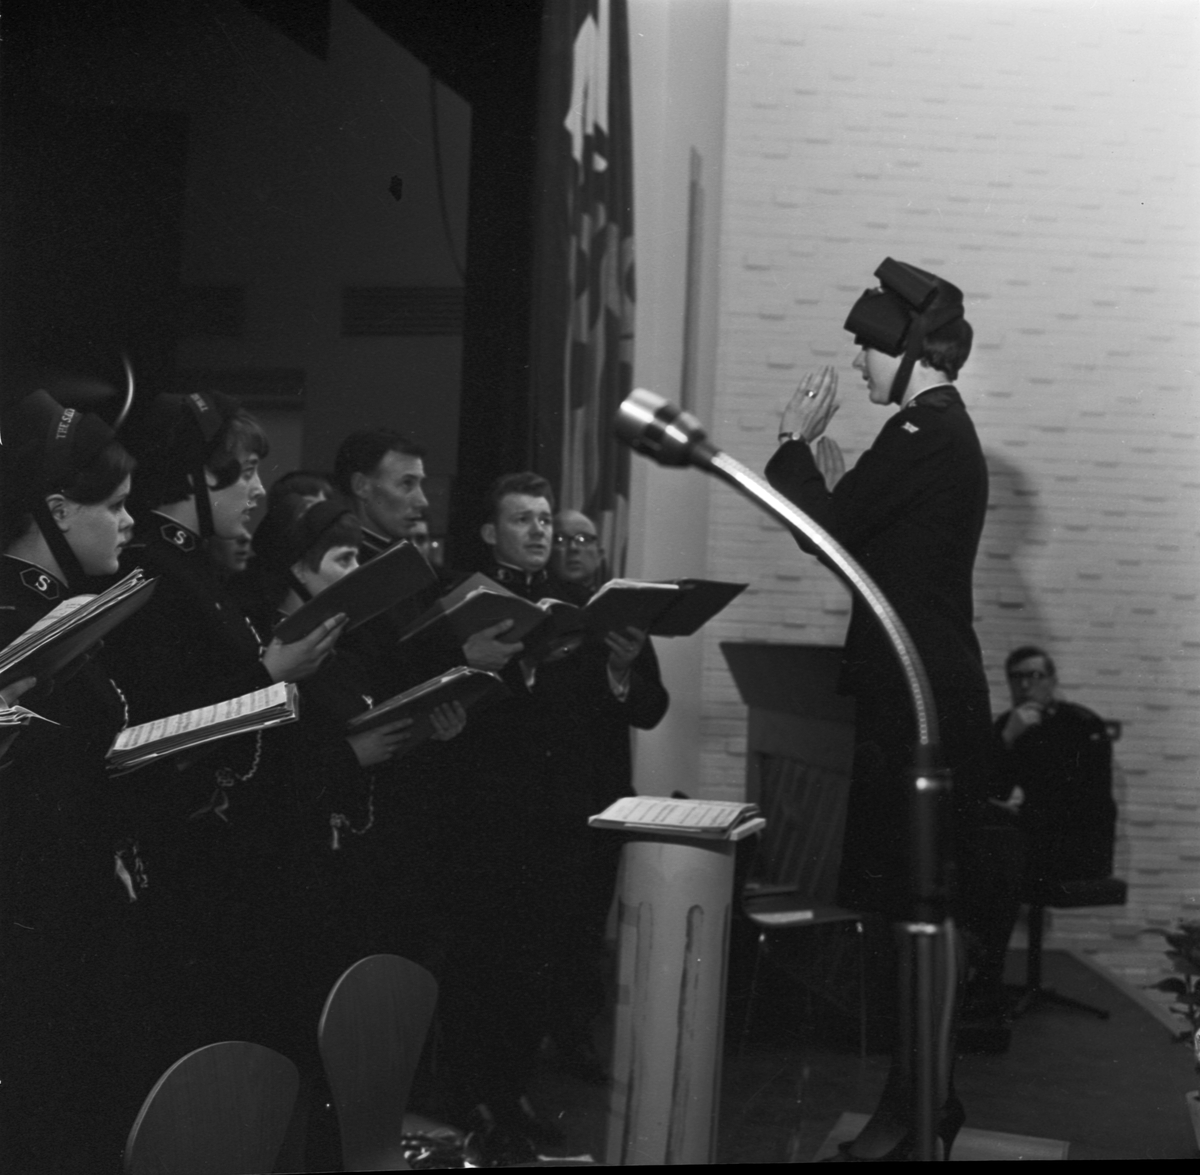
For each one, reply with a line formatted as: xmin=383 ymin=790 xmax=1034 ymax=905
xmin=19 ymin=565 xmax=63 ymax=600
xmin=158 ymin=519 xmax=198 ymax=553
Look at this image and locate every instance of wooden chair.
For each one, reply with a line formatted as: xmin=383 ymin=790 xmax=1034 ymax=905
xmin=123 ymin=1041 xmax=299 ymax=1175
xmin=732 ymin=754 xmax=868 ymax=1057
xmin=317 ymin=953 xmax=440 ymax=1172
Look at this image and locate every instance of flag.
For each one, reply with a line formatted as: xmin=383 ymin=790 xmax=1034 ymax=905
xmin=531 ymin=0 xmax=635 ymax=573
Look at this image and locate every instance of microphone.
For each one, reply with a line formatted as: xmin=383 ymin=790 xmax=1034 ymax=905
xmin=613 ymin=385 xmax=951 ymax=1160
xmin=613 ymin=386 xmax=941 ymax=764
xmin=614 ymin=388 xmax=719 ymax=469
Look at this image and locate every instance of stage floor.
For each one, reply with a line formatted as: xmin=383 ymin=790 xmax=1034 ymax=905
xmin=521 ymin=947 xmax=1198 ymax=1163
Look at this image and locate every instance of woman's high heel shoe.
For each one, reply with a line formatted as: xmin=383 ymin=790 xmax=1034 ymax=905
xmin=824 ymin=1095 xmax=965 ymax=1162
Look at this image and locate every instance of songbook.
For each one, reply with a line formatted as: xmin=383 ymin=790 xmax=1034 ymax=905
xmin=581 ymin=578 xmax=747 ymax=637
xmin=272 ymin=540 xmax=435 ymax=644
xmin=398 ymin=574 xmax=747 ymax=661
xmin=106 ymin=682 xmax=299 ymax=774
xmin=0 ymin=568 xmax=157 ymax=691
xmin=396 ymin=574 xmax=582 ymax=662
xmin=346 ymin=666 xmax=509 ymax=753
xmin=588 ymin=796 xmax=766 ymax=841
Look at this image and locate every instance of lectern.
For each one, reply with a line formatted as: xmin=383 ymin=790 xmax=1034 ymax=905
xmin=604 ymin=823 xmax=741 ymax=1165
xmin=720 ymin=641 xmax=854 ymax=895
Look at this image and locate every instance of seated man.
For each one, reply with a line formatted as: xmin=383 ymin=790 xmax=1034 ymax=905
xmin=962 ymin=645 xmax=1118 ymax=1034
xmin=994 ymin=644 xmax=1117 ymax=889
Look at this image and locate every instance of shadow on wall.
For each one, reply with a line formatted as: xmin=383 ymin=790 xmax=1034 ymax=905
xmin=978 ymin=446 xmax=1131 ymax=874
xmin=977 ymin=446 xmax=1052 ymax=667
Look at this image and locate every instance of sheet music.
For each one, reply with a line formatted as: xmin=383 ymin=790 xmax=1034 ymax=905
xmin=113 ymin=683 xmax=288 ymax=751
xmin=601 ymin=796 xmax=751 ymax=829
xmin=18 ymin=594 xmax=97 ymax=638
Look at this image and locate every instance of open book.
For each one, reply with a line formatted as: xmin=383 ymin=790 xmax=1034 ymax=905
xmin=0 ymin=568 xmax=156 ymax=691
xmin=346 ymin=665 xmax=509 ymax=753
xmin=106 ymin=682 xmax=299 ymax=774
xmin=588 ymin=796 xmax=766 ymax=841
xmin=397 ymin=574 xmax=583 ymax=663
xmin=580 ymin=578 xmax=747 ymax=637
xmin=272 ymin=540 xmax=435 ymax=644
xmin=398 ymin=573 xmax=747 ymax=663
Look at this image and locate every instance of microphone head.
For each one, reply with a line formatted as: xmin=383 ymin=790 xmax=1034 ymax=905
xmin=614 ymin=388 xmax=718 ymax=468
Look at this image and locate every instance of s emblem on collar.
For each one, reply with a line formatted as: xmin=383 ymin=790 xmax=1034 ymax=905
xmin=902 ymin=422 xmax=919 ymax=434
xmin=160 ymin=521 xmax=197 ymax=553
xmin=492 ymin=565 xmax=548 ymax=588
xmin=20 ymin=566 xmax=61 ymax=600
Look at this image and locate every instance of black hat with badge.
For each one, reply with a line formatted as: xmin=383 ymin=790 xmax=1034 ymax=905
xmin=843 ymin=258 xmax=970 ymax=404
xmin=1 ymin=388 xmax=130 ymax=592
xmin=125 ymin=390 xmax=243 ymax=540
xmin=252 ymin=493 xmax=359 ymax=604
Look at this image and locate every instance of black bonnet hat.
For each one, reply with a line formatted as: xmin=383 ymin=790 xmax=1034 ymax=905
xmin=253 ymin=493 xmax=358 ymax=604
xmin=843 ymin=258 xmax=966 ymax=403
xmin=129 ymin=390 xmax=242 ymax=538
xmin=24 ymin=390 xmax=118 ymax=490
xmin=4 ymin=390 xmax=123 ymax=591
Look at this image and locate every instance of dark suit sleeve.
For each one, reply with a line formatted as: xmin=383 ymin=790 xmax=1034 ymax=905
xmin=622 ymin=637 xmax=669 ymax=730
xmin=765 ymin=420 xmax=962 ymax=556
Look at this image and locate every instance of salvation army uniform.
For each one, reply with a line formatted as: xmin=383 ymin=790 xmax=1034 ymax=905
xmin=767 ymin=385 xmax=993 ymax=918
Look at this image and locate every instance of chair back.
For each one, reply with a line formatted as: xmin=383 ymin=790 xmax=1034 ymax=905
xmin=318 ymin=953 xmax=439 ymax=1172
xmin=123 ymin=1041 xmax=299 ymax=1175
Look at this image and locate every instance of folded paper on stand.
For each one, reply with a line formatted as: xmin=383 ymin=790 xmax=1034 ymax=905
xmin=588 ymin=795 xmax=765 ymax=841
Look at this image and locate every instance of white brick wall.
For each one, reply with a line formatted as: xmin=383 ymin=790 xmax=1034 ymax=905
xmin=701 ymin=0 xmax=1200 ymax=990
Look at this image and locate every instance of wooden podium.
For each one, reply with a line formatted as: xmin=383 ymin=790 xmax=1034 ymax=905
xmin=719 ymin=642 xmax=855 ymax=896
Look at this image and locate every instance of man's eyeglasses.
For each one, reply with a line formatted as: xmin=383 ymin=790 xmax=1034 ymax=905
xmin=1007 ymin=669 xmax=1050 ymax=683
xmin=554 ymin=533 xmax=599 ymax=549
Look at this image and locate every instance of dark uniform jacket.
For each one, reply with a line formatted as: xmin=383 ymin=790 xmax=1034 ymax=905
xmin=765 ymin=386 xmax=992 ymax=914
xmin=105 ymin=516 xmax=274 ymax=824
xmin=765 ymin=385 xmax=988 ymax=704
xmin=0 ymin=556 xmax=141 ymax=940
xmin=0 ymin=556 xmax=149 ymax=1173
xmin=993 ymin=700 xmax=1116 ymax=888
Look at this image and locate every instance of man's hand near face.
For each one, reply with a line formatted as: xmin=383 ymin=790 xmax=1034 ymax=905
xmin=1000 ymin=702 xmax=1044 ymax=748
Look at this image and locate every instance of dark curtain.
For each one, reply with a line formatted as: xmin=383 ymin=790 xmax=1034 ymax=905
xmin=530 ymin=0 xmax=635 ymax=573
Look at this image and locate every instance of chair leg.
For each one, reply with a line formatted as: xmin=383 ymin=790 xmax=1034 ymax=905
xmin=1013 ymin=904 xmax=1109 ymax=1020
xmin=1026 ymin=904 xmax=1045 ymax=991
xmin=737 ymin=930 xmax=768 ymax=1055
xmin=854 ymin=919 xmax=867 ymax=1060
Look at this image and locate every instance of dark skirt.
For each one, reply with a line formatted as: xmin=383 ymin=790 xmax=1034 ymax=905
xmin=836 ymin=682 xmax=994 ymax=921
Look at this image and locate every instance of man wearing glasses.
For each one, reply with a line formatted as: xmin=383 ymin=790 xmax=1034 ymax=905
xmin=550 ymin=509 xmax=605 ymax=590
xmin=994 ymin=645 xmax=1117 ymax=885
xmin=961 ymin=645 xmax=1119 ymax=1037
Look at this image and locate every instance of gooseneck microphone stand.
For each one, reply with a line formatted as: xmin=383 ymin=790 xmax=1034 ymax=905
xmin=615 ymin=388 xmax=955 ymax=1161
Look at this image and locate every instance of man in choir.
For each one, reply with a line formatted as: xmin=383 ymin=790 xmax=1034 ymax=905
xmin=333 ymin=426 xmax=515 ymax=675
xmin=333 ymin=428 xmax=428 ymax=559
xmin=438 ymin=474 xmax=666 ymax=1158
xmin=551 ymin=509 xmax=605 ymax=591
xmin=409 ymin=517 xmax=442 ymax=567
